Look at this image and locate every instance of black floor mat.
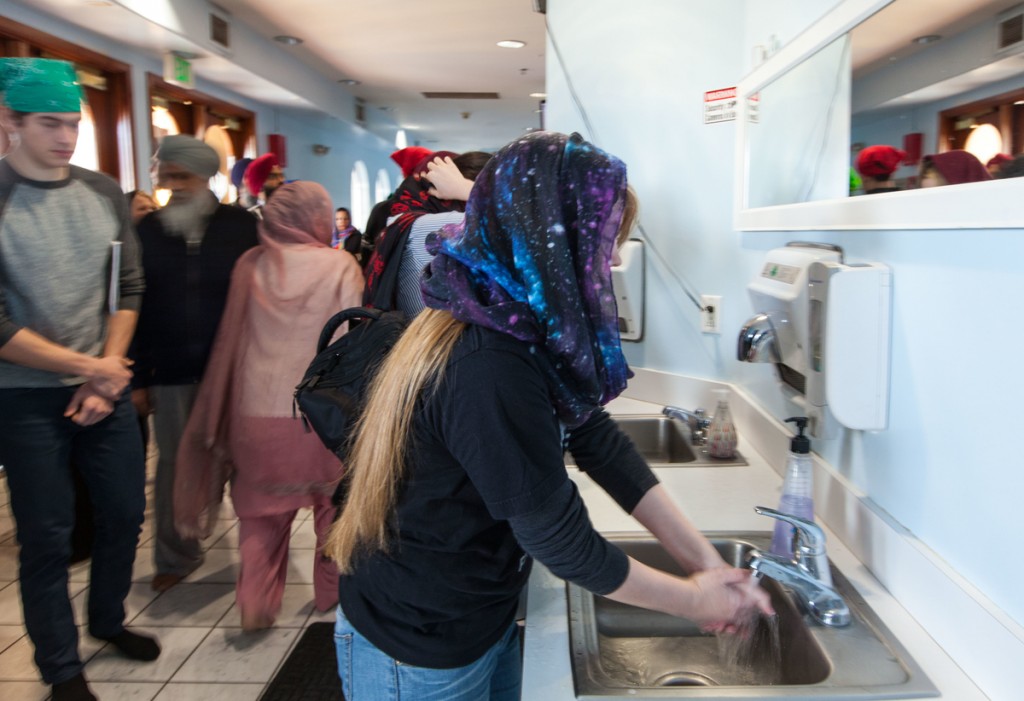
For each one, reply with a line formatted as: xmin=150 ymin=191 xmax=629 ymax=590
xmin=261 ymin=622 xmax=344 ymax=701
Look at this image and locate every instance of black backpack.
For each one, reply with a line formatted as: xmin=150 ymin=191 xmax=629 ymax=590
xmin=293 ymin=306 xmax=409 ymax=460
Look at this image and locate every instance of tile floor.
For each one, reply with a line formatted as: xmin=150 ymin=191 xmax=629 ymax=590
xmin=0 ymin=458 xmax=337 ymax=701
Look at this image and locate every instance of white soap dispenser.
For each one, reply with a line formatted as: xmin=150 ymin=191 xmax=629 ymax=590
xmin=770 ymin=416 xmax=814 ymax=558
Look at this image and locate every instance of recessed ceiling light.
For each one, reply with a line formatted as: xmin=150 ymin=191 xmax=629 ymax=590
xmin=274 ymin=35 xmax=303 ymax=46
xmin=913 ymin=35 xmax=942 ymax=45
xmin=338 ymin=78 xmax=361 ymax=86
xmin=529 ymin=92 xmax=547 ymax=98
xmin=497 ymin=40 xmax=526 ymax=49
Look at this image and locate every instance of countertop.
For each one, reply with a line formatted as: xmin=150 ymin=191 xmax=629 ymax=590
xmin=520 ymin=395 xmax=986 ymax=700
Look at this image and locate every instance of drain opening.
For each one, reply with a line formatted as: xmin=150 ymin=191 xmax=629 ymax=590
xmin=654 ymin=672 xmax=715 ymax=687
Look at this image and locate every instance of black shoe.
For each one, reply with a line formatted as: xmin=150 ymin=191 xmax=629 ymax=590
xmin=52 ymin=672 xmax=97 ymax=701
xmin=96 ymin=629 xmax=161 ymax=661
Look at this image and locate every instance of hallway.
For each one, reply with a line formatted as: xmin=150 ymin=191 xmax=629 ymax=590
xmin=0 ymin=461 xmax=334 ymax=700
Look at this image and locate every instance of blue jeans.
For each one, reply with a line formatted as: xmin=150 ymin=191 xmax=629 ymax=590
xmin=0 ymin=387 xmax=145 ymax=684
xmin=334 ymin=607 xmax=522 ymax=701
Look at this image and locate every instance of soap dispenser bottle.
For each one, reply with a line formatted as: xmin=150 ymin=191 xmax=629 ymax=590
xmin=705 ymin=389 xmax=738 ymax=459
xmin=770 ymin=417 xmax=814 ymax=558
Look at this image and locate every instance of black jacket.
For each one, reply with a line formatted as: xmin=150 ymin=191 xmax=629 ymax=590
xmin=132 ymin=203 xmax=258 ymax=387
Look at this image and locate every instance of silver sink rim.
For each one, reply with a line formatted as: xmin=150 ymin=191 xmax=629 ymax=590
xmin=567 ymin=531 xmax=938 ymax=700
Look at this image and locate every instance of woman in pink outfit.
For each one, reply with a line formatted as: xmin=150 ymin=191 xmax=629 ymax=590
xmin=173 ymin=181 xmax=364 ymax=630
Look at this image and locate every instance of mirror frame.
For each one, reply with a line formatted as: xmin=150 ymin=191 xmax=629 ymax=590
xmin=734 ymin=0 xmax=1023 ymax=231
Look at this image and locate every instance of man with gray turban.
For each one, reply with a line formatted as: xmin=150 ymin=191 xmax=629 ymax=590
xmin=0 ymin=57 xmax=158 ymax=701
xmin=132 ymin=135 xmax=258 ymax=593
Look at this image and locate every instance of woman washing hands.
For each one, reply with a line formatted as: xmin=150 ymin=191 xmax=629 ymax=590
xmin=327 ymin=132 xmax=771 ymax=701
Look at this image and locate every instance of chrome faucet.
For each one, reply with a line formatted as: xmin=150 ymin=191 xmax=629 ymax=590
xmin=661 ymin=405 xmax=709 ymax=445
xmin=746 ymin=506 xmax=850 ymax=627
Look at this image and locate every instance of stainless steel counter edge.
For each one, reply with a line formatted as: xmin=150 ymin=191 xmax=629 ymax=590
xmin=520 ymin=378 xmax=989 ymax=700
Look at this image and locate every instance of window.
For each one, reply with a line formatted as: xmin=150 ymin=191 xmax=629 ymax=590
xmin=350 ymin=161 xmax=371 ymax=230
xmin=375 ymin=169 xmax=392 ymax=203
xmin=69 ymin=103 xmax=99 ymax=173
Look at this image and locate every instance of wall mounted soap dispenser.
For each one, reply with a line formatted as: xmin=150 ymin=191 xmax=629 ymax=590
xmin=738 ymin=242 xmax=892 ymax=436
xmin=612 ymin=239 xmax=644 ymax=342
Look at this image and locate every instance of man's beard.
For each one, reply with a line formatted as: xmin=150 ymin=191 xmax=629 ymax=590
xmin=158 ymin=191 xmax=214 ymax=239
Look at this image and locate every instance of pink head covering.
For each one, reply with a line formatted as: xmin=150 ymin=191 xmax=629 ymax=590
xmin=173 ymin=181 xmax=364 ymax=538
xmin=924 ymin=150 xmax=992 ymax=185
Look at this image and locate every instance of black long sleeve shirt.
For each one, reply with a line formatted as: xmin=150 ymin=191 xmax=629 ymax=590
xmin=338 ymin=325 xmax=658 ymax=668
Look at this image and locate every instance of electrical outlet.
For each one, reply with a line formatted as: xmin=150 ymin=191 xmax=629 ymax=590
xmin=700 ymin=295 xmax=721 ymax=333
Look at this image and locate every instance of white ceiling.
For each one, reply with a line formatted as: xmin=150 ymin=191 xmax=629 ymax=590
xmin=852 ymin=0 xmax=1023 ymax=76
xmin=15 ymin=0 xmax=1021 ymax=151
xmin=209 ymin=0 xmax=548 ymax=152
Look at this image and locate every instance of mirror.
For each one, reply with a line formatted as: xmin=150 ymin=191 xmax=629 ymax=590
xmin=735 ymin=0 xmax=1023 ymax=231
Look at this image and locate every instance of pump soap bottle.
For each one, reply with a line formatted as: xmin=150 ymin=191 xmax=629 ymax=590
xmin=770 ymin=416 xmax=814 ymax=558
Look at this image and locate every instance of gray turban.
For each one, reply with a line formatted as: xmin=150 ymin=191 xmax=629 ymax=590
xmin=156 ymin=134 xmax=220 ymax=179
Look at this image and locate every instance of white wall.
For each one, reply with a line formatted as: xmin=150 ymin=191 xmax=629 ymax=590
xmin=4 ymin=0 xmax=399 ymax=212
xmin=546 ymin=0 xmax=1024 ymax=636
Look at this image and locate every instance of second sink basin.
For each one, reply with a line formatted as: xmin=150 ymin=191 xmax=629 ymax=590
xmin=566 ymin=415 xmax=747 ymax=467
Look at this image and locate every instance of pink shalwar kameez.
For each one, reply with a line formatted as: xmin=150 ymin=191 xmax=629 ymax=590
xmin=173 ymin=182 xmax=364 ymax=629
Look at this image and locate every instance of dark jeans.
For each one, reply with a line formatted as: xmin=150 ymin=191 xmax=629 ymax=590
xmin=0 ymin=387 xmax=145 ymax=684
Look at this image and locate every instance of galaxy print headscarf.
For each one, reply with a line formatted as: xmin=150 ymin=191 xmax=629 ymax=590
xmin=421 ymin=131 xmax=630 ymax=428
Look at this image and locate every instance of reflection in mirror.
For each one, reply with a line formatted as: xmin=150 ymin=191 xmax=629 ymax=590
xmin=746 ymin=0 xmax=1024 ymax=207
xmin=851 ymin=0 xmax=1023 ymax=194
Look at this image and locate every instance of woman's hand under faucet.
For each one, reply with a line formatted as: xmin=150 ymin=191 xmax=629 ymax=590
xmin=692 ymin=568 xmax=775 ymax=635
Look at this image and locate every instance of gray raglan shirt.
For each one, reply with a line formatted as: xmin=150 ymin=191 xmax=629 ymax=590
xmin=0 ymin=160 xmax=144 ymax=387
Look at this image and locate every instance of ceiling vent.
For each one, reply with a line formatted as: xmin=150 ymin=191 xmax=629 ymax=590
xmin=208 ymin=2 xmax=232 ymax=56
xmin=996 ymin=5 xmax=1024 ymax=55
xmin=422 ymin=92 xmax=500 ymax=99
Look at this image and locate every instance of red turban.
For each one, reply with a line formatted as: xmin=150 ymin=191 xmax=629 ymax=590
xmin=855 ymin=145 xmax=906 ymax=178
xmin=245 ymin=153 xmax=280 ymax=197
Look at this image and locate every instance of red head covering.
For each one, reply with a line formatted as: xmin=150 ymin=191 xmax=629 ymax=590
xmin=924 ymin=150 xmax=992 ymax=185
xmin=855 ymin=145 xmax=906 ymax=178
xmin=390 ymin=147 xmax=433 ymax=177
xmin=244 ymin=153 xmax=280 ymax=197
xmin=987 ymin=153 xmax=1013 ymax=169
xmin=412 ymin=150 xmax=459 ymax=178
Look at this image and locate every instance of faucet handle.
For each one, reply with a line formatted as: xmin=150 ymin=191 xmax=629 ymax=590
xmin=754 ymin=505 xmax=825 ymax=552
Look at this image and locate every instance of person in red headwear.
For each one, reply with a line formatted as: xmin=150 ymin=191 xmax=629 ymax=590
xmin=854 ymin=145 xmax=906 ymax=194
xmin=243 ymin=153 xmax=285 ymax=219
xmin=920 ymin=150 xmax=992 ymax=188
xmin=986 ymin=153 xmax=1013 ymax=178
xmin=360 ymin=146 xmax=438 ymax=267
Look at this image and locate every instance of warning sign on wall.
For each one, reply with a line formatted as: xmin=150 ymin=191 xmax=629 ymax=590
xmin=703 ymin=87 xmax=737 ymax=124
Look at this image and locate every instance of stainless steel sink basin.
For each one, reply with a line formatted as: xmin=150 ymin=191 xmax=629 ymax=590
xmin=567 ymin=533 xmax=937 ymax=699
xmin=566 ymin=415 xmax=747 ymax=467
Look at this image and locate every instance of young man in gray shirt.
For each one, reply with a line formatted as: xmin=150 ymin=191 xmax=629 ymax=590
xmin=0 ymin=58 xmax=158 ymax=701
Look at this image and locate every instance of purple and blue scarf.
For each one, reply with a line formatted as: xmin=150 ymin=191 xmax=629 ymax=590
xmin=421 ymin=131 xmax=630 ymax=428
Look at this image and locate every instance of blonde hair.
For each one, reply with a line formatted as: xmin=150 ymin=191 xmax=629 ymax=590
xmin=325 ymin=308 xmax=466 ymax=572
xmin=325 ymin=183 xmax=639 ymax=573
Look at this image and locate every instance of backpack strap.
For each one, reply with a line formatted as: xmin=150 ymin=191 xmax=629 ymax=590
xmin=316 ymin=306 xmax=383 ymax=354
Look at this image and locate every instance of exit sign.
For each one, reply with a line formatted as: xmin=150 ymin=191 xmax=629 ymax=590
xmin=163 ymin=53 xmax=194 ymax=89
